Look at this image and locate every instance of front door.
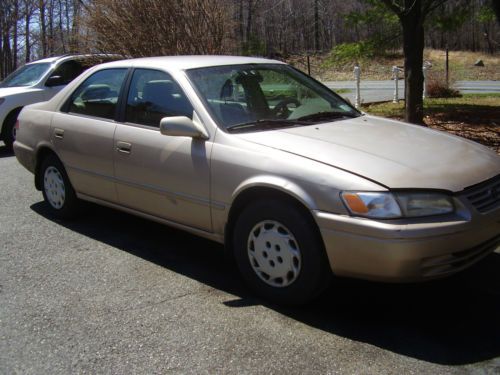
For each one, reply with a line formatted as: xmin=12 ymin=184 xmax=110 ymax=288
xmin=113 ymin=68 xmax=212 ymax=231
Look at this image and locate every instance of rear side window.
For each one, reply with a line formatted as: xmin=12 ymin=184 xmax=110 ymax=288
xmin=125 ymin=69 xmax=193 ymax=127
xmin=67 ymin=68 xmax=127 ymax=120
xmin=49 ymin=60 xmax=86 ymax=85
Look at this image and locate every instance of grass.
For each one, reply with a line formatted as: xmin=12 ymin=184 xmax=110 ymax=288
xmin=363 ymin=93 xmax=500 ymax=117
xmin=335 ymin=88 xmax=351 ymax=94
xmin=287 ymin=49 xmax=500 ymax=82
xmin=363 ymin=94 xmax=500 ymax=153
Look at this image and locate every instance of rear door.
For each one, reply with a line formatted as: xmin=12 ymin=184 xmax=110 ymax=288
xmin=51 ymin=68 xmax=128 ymax=202
xmin=113 ymin=68 xmax=212 ymax=231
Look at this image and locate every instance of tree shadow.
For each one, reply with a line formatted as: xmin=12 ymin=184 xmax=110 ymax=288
xmin=426 ymin=103 xmax=500 ymax=124
xmin=30 ymin=201 xmax=500 ymax=366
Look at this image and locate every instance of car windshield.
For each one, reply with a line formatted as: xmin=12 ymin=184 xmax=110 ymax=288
xmin=186 ymin=63 xmax=360 ymax=132
xmin=0 ymin=63 xmax=51 ymax=88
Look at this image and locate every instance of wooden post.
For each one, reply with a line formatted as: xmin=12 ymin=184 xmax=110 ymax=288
xmin=445 ymin=47 xmax=449 ymax=88
xmin=354 ymin=64 xmax=361 ymax=108
xmin=392 ymin=66 xmax=400 ymax=103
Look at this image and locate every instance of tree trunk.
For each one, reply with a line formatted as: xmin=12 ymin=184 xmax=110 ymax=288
xmin=483 ymin=24 xmax=494 ymax=54
xmin=25 ymin=4 xmax=31 ymax=62
xmin=48 ymin=0 xmax=54 ymax=54
xmin=13 ymin=0 xmax=18 ymax=70
xmin=246 ymin=0 xmax=252 ymax=42
xmin=492 ymin=0 xmax=500 ymax=24
xmin=314 ymin=0 xmax=319 ymax=51
xmin=71 ymin=0 xmax=79 ymax=52
xmin=2 ymin=26 xmax=12 ymax=77
xmin=238 ymin=0 xmax=244 ymax=49
xmin=401 ymin=4 xmax=425 ymax=125
xmin=40 ymin=0 xmax=47 ymax=56
xmin=59 ymin=0 xmax=65 ymax=52
xmin=0 ymin=8 xmax=3 ymax=78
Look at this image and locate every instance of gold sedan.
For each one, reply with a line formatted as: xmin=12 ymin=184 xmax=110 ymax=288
xmin=14 ymin=56 xmax=500 ymax=305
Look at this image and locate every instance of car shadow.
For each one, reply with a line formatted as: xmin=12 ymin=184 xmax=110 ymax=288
xmin=0 ymin=144 xmax=14 ymax=158
xmin=30 ymin=201 xmax=500 ymax=366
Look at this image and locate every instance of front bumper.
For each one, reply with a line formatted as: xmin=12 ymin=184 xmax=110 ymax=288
xmin=314 ymin=206 xmax=500 ymax=282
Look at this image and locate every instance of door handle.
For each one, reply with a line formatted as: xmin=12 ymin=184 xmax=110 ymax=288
xmin=116 ymin=141 xmax=132 ymax=154
xmin=54 ymin=128 xmax=64 ymax=139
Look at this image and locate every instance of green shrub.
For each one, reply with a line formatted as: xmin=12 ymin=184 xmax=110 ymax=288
xmin=322 ymin=41 xmax=378 ymax=68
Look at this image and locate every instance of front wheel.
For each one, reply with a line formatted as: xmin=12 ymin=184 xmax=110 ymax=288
xmin=1 ymin=109 xmax=20 ymax=151
xmin=233 ymin=199 xmax=331 ymax=305
xmin=40 ymin=155 xmax=80 ymax=219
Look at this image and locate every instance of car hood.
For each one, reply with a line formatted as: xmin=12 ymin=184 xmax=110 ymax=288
xmin=235 ymin=115 xmax=500 ymax=192
xmin=0 ymin=86 xmax=40 ymax=97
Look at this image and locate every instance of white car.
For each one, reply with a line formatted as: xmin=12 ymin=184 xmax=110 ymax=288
xmin=0 ymin=54 xmax=118 ymax=150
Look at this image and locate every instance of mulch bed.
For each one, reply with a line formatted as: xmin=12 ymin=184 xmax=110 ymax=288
xmin=424 ymin=107 xmax=500 ymax=153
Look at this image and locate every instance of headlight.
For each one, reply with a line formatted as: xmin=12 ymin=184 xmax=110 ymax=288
xmin=394 ymin=192 xmax=454 ymax=217
xmin=341 ymin=191 xmax=454 ymax=219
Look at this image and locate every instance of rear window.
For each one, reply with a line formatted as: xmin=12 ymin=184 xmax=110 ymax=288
xmin=66 ymin=68 xmax=128 ymax=120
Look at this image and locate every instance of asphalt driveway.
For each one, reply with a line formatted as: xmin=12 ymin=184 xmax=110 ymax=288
xmin=326 ymin=80 xmax=500 ymax=104
xmin=1 ymin=145 xmax=499 ymax=374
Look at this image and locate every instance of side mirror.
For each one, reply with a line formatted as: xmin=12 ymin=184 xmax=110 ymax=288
xmin=160 ymin=116 xmax=209 ymax=139
xmin=45 ymin=75 xmax=64 ymax=87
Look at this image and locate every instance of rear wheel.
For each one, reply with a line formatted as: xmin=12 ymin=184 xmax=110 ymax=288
xmin=40 ymin=154 xmax=80 ymax=219
xmin=233 ymin=199 xmax=331 ymax=305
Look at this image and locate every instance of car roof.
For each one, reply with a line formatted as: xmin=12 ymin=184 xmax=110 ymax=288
xmin=28 ymin=54 xmax=121 ymax=65
xmin=99 ymin=55 xmax=286 ymax=71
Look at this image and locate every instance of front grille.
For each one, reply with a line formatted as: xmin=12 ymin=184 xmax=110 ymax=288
xmin=421 ymin=235 xmax=500 ymax=278
xmin=463 ymin=174 xmax=500 ymax=213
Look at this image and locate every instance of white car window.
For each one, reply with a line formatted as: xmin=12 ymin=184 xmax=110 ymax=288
xmin=0 ymin=63 xmax=51 ymax=88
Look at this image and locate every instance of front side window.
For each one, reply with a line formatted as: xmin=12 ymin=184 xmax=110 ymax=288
xmin=67 ymin=68 xmax=127 ymax=120
xmin=0 ymin=63 xmax=51 ymax=88
xmin=187 ymin=64 xmax=360 ymax=132
xmin=125 ymin=69 xmax=193 ymax=127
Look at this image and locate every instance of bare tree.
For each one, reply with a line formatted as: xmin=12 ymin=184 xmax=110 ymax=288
xmin=0 ymin=0 xmax=20 ymax=77
xmin=0 ymin=0 xmax=498 ymax=79
xmin=83 ymin=0 xmax=230 ymax=56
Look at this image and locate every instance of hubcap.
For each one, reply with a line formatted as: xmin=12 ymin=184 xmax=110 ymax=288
xmin=44 ymin=166 xmax=66 ymax=209
xmin=247 ymin=220 xmax=302 ymax=287
xmin=11 ymin=124 xmax=17 ymax=141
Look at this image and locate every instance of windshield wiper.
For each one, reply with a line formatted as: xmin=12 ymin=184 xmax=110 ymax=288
xmin=226 ymin=119 xmax=309 ymax=133
xmin=296 ymin=111 xmax=359 ymax=122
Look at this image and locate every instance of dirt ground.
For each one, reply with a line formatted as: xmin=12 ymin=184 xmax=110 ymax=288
xmin=425 ymin=114 xmax=500 ymax=154
xmin=363 ymin=95 xmax=500 ymax=154
xmin=287 ymin=49 xmax=500 ymax=82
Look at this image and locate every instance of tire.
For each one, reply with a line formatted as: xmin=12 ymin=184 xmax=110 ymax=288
xmin=40 ymin=154 xmax=80 ymax=219
xmin=1 ymin=109 xmax=20 ymax=151
xmin=233 ymin=199 xmax=331 ymax=305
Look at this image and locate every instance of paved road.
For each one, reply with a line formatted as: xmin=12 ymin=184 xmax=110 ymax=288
xmin=325 ymin=80 xmax=500 ymax=104
xmin=1 ymin=146 xmax=500 ymax=374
